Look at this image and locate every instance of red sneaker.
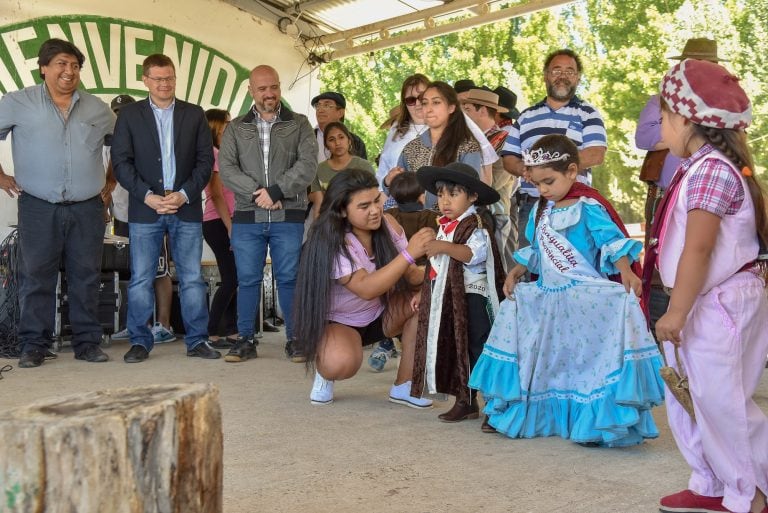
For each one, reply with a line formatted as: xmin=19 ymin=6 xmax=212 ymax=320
xmin=659 ymin=489 xmax=729 ymax=513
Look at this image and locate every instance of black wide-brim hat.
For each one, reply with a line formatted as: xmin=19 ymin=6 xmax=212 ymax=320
xmin=416 ymin=162 xmax=500 ymax=206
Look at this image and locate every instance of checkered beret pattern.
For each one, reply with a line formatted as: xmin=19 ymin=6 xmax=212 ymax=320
xmin=660 ymin=59 xmax=751 ymax=130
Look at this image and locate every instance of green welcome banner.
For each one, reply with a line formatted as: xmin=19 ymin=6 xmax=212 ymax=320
xmin=0 ymin=15 xmax=253 ymax=115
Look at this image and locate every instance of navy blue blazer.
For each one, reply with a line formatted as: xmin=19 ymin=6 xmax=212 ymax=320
xmin=111 ymin=98 xmax=213 ymax=223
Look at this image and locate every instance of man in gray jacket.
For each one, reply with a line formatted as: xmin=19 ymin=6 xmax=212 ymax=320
xmin=219 ymin=64 xmax=317 ymax=363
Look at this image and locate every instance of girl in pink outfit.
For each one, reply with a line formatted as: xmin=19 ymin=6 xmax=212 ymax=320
xmin=651 ymin=59 xmax=768 ymax=513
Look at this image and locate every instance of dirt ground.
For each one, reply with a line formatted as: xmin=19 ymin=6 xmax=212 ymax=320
xmin=1 ymin=334 xmax=766 ymax=513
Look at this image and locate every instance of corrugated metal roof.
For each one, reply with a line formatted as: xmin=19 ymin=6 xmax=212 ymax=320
xmin=224 ymin=0 xmax=574 ymax=60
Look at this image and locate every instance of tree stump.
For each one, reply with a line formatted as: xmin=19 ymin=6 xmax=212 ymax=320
xmin=0 ymin=383 xmax=222 ymax=513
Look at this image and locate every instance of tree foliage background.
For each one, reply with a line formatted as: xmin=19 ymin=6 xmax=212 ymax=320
xmin=318 ymin=0 xmax=767 ymax=222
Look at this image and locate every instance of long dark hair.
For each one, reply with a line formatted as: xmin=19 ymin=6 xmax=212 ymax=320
xmin=423 ymin=81 xmax=476 ymax=167
xmin=527 ymin=134 xmax=581 ymax=228
xmin=205 ymin=108 xmax=230 ymax=148
xmin=395 ymin=73 xmax=430 ymax=139
xmin=294 ymin=169 xmax=409 ymax=369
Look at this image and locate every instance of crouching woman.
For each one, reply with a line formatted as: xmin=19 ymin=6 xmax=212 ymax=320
xmin=295 ymin=168 xmax=435 ymax=408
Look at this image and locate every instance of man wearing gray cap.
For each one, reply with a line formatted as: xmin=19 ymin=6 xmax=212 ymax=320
xmin=311 ymin=91 xmax=367 ymax=162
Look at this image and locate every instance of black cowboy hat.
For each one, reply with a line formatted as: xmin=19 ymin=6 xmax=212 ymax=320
xmin=493 ymin=86 xmax=521 ymax=120
xmin=416 ymin=162 xmax=500 ymax=206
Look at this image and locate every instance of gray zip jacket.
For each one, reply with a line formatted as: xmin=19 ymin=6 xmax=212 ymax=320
xmin=219 ymin=104 xmax=318 ymax=223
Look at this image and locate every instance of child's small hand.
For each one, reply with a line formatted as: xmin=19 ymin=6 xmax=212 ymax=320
xmin=503 ymin=265 xmax=526 ymax=298
xmin=621 ymin=270 xmax=643 ymax=297
xmin=410 ymin=293 xmax=421 ymax=312
xmin=503 ymin=274 xmax=519 ymax=298
xmin=424 ymin=240 xmax=445 ymax=258
xmin=655 ymin=310 xmax=686 ymax=346
xmin=406 ymin=228 xmax=436 ymax=258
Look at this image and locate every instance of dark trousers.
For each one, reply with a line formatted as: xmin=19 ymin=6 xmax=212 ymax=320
xmin=516 ymin=191 xmax=538 ymax=250
xmin=466 ymin=293 xmax=491 ymax=371
xmin=648 ymin=285 xmax=671 ymax=342
xmin=202 ymin=218 xmax=238 ymax=336
xmin=17 ymin=193 xmax=105 ymax=354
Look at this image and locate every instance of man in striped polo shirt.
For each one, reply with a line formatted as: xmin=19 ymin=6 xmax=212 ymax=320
xmin=501 ymin=48 xmax=607 ymax=248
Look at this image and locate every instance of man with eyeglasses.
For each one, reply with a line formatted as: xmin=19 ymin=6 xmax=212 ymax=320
xmin=311 ymin=91 xmax=367 ymax=163
xmin=500 ymin=48 xmax=607 ymax=249
xmin=0 ymin=38 xmax=115 ymax=368
xmin=112 ymin=53 xmax=217 ymax=363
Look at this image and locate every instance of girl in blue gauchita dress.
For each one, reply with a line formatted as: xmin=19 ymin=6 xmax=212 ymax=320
xmin=469 ymin=134 xmax=665 ymax=447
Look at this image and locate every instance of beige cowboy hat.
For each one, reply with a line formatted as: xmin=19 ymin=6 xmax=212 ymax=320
xmin=460 ymin=88 xmax=509 ymax=113
xmin=668 ymin=38 xmax=726 ymax=62
xmin=379 ymin=105 xmax=401 ymax=130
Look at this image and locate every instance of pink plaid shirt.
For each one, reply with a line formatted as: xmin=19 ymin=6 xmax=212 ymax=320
xmin=683 ymin=144 xmax=744 ymax=217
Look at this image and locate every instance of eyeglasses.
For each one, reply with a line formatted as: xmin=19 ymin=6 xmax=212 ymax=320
xmin=145 ymin=76 xmax=176 ymax=84
xmin=314 ymin=102 xmax=339 ymax=111
xmin=548 ymin=69 xmax=579 ymax=78
xmin=404 ymin=96 xmax=419 ymax=106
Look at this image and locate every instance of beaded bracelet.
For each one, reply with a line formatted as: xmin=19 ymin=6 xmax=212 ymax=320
xmin=400 ymin=249 xmax=416 ymax=265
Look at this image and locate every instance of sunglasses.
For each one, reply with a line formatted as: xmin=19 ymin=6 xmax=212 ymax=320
xmin=404 ymin=96 xmax=420 ymax=106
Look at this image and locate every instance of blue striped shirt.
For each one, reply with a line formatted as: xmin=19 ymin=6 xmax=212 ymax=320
xmin=501 ymin=96 xmax=607 ymax=195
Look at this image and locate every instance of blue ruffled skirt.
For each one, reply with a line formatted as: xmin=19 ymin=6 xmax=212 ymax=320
xmin=468 ymin=280 xmax=665 ymax=447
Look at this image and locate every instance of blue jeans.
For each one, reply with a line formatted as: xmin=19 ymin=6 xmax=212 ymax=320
xmin=231 ymin=221 xmax=303 ymax=339
xmin=128 ymin=216 xmax=208 ymax=350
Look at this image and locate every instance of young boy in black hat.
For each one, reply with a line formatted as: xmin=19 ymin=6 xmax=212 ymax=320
xmin=410 ymin=162 xmax=505 ymax=429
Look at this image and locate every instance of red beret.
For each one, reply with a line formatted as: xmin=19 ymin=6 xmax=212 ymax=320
xmin=660 ymin=59 xmax=751 ymax=130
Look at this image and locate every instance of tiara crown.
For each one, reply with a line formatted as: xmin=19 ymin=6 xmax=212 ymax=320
xmin=522 ymin=148 xmax=570 ymax=167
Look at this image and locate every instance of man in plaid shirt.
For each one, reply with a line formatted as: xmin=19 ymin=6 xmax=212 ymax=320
xmin=219 ymin=65 xmax=318 ymax=364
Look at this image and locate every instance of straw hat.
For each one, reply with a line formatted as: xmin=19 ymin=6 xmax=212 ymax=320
xmin=379 ymin=105 xmax=401 ymax=130
xmin=461 ymin=88 xmax=509 ymax=113
xmin=668 ymin=38 xmax=726 ymax=62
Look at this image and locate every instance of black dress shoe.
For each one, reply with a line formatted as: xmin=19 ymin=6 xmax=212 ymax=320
xmin=210 ymin=337 xmax=235 ymax=349
xmin=224 ymin=337 xmax=257 ymax=362
xmin=284 ymin=339 xmax=306 ymax=363
xmin=75 ymin=344 xmax=109 ymax=363
xmin=262 ymin=320 xmax=280 ymax=332
xmin=19 ymin=349 xmax=46 ymax=368
xmin=124 ymin=345 xmax=150 ymax=363
xmin=186 ymin=341 xmax=221 ymax=359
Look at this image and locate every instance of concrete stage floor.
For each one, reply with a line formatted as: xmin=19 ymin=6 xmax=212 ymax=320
xmin=1 ymin=333 xmax=766 ymax=513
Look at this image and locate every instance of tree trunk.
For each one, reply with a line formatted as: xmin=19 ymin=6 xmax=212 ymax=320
xmin=0 ymin=383 xmax=222 ymax=513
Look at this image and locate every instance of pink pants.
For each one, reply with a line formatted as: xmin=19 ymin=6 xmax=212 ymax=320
xmin=665 ymin=272 xmax=768 ymax=513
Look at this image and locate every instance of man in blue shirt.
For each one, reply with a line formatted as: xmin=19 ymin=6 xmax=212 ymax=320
xmin=501 ymin=49 xmax=608 ymax=248
xmin=111 ymin=54 xmax=216 ymax=363
xmin=0 ymin=38 xmax=115 ymax=368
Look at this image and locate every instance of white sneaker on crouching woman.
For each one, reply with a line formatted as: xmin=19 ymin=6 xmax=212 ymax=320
xmin=388 ymin=381 xmax=433 ymax=409
xmin=310 ymin=372 xmax=334 ymax=405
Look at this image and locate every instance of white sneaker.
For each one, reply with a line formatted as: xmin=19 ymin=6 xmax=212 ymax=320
xmin=151 ymin=322 xmax=176 ymax=344
xmin=111 ymin=328 xmax=130 ymax=340
xmin=310 ymin=372 xmax=334 ymax=405
xmin=388 ymin=381 xmax=433 ymax=409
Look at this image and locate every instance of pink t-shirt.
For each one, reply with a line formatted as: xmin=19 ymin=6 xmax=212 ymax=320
xmin=328 ymin=220 xmax=408 ymax=327
xmin=203 ymin=147 xmax=236 ymax=222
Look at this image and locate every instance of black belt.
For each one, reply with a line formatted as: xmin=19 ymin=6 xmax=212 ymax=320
xmin=56 ymin=195 xmax=99 ymax=206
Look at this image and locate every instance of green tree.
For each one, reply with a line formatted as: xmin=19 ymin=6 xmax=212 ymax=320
xmin=319 ymin=0 xmax=767 ymax=221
